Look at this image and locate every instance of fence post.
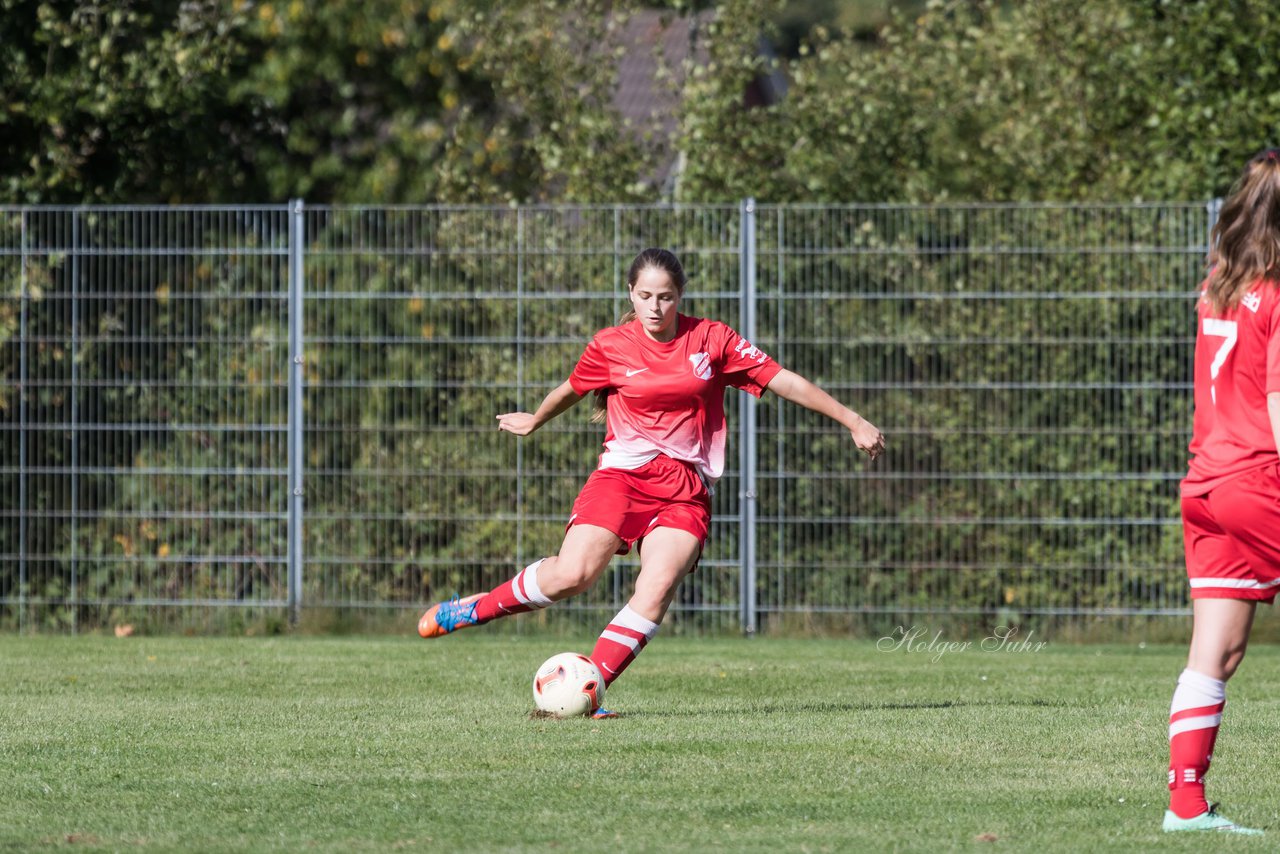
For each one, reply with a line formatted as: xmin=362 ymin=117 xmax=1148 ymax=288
xmin=515 ymin=206 xmax=525 ymax=566
xmin=70 ymin=209 xmax=80 ymax=633
xmin=287 ymin=200 xmax=306 ymax=626
xmin=18 ymin=210 xmax=28 ymax=633
xmin=1206 ymin=197 xmax=1221 ymax=252
xmin=739 ymin=198 xmax=758 ymax=637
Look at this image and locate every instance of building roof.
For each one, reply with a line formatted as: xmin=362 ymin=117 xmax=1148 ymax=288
xmin=613 ymin=10 xmax=712 ymax=144
xmin=610 ymin=10 xmax=786 ymax=195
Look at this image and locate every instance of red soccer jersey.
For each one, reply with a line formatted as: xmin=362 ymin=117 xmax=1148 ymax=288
xmin=568 ymin=314 xmax=782 ymax=484
xmin=1182 ymin=279 xmax=1280 ymax=497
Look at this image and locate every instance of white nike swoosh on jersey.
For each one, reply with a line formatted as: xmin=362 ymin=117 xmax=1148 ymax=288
xmin=625 ymin=368 xmax=649 ymax=377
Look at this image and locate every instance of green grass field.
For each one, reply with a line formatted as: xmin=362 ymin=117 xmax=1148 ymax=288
xmin=4 ymin=631 xmax=1280 ymax=852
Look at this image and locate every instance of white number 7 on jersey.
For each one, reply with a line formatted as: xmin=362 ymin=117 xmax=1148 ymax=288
xmin=1203 ymin=317 xmax=1238 ymax=405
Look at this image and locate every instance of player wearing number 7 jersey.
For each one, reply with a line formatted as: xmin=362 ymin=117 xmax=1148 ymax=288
xmin=416 ymin=248 xmax=885 ymax=717
xmin=1163 ymin=149 xmax=1280 ymax=835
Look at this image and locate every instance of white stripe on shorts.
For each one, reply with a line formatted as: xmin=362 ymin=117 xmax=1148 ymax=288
xmin=1188 ymin=577 xmax=1280 ymax=590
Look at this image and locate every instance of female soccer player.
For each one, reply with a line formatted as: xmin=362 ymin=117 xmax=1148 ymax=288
xmin=1164 ymin=149 xmax=1280 ymax=835
xmin=418 ymin=247 xmax=885 ymax=716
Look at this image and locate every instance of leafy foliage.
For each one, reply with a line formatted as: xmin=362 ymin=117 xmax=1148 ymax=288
xmin=1 ymin=0 xmax=256 ymax=202
xmin=0 ymin=0 xmax=658 ymax=204
xmin=4 ymin=0 xmax=1277 ymax=204
xmin=678 ymin=0 xmax=1280 ymax=202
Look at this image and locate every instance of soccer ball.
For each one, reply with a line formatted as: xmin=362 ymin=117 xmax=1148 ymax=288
xmin=532 ymin=652 xmax=604 ymax=718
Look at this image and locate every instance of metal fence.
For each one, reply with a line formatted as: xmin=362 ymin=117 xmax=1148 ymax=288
xmin=0 ymin=202 xmax=1214 ymax=634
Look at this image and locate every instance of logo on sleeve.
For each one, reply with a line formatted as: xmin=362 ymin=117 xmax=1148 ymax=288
xmin=689 ymin=352 xmax=713 ymax=380
xmin=734 ymin=338 xmax=769 ymax=364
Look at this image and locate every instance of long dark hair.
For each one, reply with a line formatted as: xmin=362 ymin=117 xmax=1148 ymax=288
xmin=591 ymin=248 xmax=687 ymax=421
xmin=1206 ymin=148 xmax=1280 ymax=312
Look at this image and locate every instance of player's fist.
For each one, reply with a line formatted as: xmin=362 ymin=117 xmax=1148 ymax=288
xmin=850 ymin=418 xmax=885 ymax=461
xmin=497 ymin=412 xmax=538 ymax=436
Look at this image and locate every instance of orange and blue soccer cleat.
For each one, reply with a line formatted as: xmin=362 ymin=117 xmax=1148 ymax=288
xmin=418 ymin=593 xmax=484 ymax=638
xmin=591 ymin=707 xmax=620 ymax=719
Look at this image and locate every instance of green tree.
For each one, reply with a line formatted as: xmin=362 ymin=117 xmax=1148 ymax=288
xmin=0 ymin=0 xmax=659 ymax=204
xmin=0 ymin=0 xmax=257 ymax=202
xmin=678 ymin=0 xmax=1280 ymax=202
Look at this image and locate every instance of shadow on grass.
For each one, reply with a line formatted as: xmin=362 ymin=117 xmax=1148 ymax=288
xmin=540 ymin=696 xmax=1070 ymax=717
xmin=608 ymin=697 xmax=1077 ymax=719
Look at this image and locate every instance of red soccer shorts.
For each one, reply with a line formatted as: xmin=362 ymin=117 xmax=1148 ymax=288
xmin=567 ymin=454 xmax=710 ymax=555
xmin=1182 ymin=463 xmax=1280 ymax=601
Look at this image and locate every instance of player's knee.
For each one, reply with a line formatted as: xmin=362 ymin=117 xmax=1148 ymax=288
xmin=1221 ymin=646 xmax=1248 ymax=679
xmin=544 ymin=561 xmax=597 ymax=597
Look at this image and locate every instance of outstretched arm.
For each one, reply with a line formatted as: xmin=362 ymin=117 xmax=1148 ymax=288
xmin=496 ymin=379 xmax=584 ymax=436
xmin=766 ymin=368 xmax=885 ymax=460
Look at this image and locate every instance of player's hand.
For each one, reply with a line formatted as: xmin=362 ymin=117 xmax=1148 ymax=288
xmin=850 ymin=418 xmax=885 ymax=461
xmin=496 ymin=412 xmax=539 ymax=436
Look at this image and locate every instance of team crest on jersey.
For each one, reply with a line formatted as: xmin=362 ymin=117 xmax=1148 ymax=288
xmin=689 ymin=352 xmax=714 ymax=380
xmin=1242 ymin=290 xmax=1262 ymax=314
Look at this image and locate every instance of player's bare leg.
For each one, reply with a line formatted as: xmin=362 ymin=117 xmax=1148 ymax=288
xmin=588 ymin=527 xmax=701 ymax=718
xmin=529 ymin=524 xmax=624 ymax=600
xmin=628 ymin=527 xmax=702 ymax=624
xmin=1164 ymin=598 xmax=1262 ymax=834
xmin=1186 ymin=598 xmax=1255 ymax=680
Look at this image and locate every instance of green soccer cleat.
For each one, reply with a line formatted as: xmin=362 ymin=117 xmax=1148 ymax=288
xmin=1163 ymin=806 xmax=1263 ymax=835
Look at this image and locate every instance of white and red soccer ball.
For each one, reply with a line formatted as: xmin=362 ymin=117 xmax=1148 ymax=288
xmin=532 ymin=652 xmax=604 ymax=717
